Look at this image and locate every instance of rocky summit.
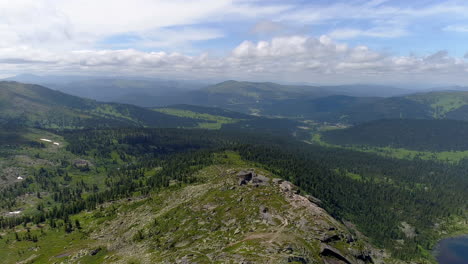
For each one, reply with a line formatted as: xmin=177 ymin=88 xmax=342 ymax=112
xmin=69 ymin=162 xmax=390 ymax=264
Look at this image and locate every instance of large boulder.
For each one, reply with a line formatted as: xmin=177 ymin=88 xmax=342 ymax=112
xmin=237 ymin=170 xmax=255 ymax=185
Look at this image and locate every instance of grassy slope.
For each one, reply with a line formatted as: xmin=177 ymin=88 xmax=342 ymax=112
xmin=153 ymin=108 xmax=239 ymax=129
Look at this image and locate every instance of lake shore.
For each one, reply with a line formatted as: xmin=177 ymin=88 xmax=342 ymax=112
xmin=433 ymin=235 xmax=468 ymax=264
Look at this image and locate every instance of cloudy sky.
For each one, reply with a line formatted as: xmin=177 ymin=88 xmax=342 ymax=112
xmin=1 ymin=0 xmax=468 ymax=85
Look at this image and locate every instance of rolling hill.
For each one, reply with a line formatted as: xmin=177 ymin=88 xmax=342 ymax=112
xmin=258 ymin=95 xmax=431 ymax=123
xmin=161 ymin=82 xmax=468 ymax=125
xmin=160 ymin=80 xmax=412 ymax=116
xmin=5 ymin=74 xmax=206 ymax=106
xmin=257 ymin=91 xmax=468 ymax=124
xmin=0 ymin=81 xmax=199 ymax=129
xmin=9 ymin=79 xmax=468 ymax=130
xmin=0 ymin=81 xmax=311 ymax=140
xmin=406 ymin=91 xmax=468 ymax=118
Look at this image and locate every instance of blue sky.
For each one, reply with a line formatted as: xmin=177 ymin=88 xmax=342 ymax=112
xmin=1 ymin=0 xmax=468 ymax=85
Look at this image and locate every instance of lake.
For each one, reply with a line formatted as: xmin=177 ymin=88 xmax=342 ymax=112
xmin=435 ymin=236 xmax=468 ymax=264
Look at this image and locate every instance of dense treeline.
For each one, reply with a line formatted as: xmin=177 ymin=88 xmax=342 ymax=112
xmin=323 ymin=119 xmax=468 ymax=151
xmin=261 ymin=96 xmax=432 ymax=124
xmin=0 ymin=128 xmax=466 ymax=261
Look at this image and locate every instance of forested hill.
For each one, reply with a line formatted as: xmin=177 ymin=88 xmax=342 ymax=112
xmin=258 ymin=91 xmax=468 ymax=124
xmin=0 ymin=81 xmax=200 ymax=129
xmin=0 ymin=81 xmax=310 ymax=140
xmin=322 ymin=119 xmax=468 ymax=151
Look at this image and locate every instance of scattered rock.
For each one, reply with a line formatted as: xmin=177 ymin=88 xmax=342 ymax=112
xmin=273 ymin=178 xmax=283 ymax=184
xmin=320 ymin=233 xmax=341 ymax=243
xmin=259 ymin=205 xmax=273 ymax=224
xmin=251 ymin=174 xmax=270 ymax=186
xmin=287 ymin=256 xmax=308 ymax=263
xmin=89 ymin=247 xmax=102 ymax=256
xmin=400 ymin=222 xmax=416 ymax=238
xmin=304 ymin=194 xmax=322 ymax=205
xmin=73 ymin=159 xmax=91 ymax=170
xmin=356 ymin=251 xmax=374 ymax=263
xmin=346 ymin=234 xmax=356 ymax=243
xmin=279 ymin=181 xmax=299 ymax=194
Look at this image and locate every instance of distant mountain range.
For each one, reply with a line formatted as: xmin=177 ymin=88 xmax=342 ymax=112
xmin=173 ymin=81 xmax=468 ymax=124
xmin=5 ymin=76 xmax=468 ymax=126
xmin=5 ymin=75 xmax=414 ymax=107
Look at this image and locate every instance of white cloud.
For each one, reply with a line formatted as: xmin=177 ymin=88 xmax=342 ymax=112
xmin=280 ymin=2 xmax=468 ymax=24
xmin=1 ymin=1 xmax=468 ymax=85
xmin=0 ymin=0 xmax=291 ymax=50
xmin=279 ymin=1 xmax=468 ymax=41
xmin=1 ymin=35 xmax=467 ymax=85
xmin=328 ymin=27 xmax=407 ymax=39
xmin=101 ymin=27 xmax=225 ymax=51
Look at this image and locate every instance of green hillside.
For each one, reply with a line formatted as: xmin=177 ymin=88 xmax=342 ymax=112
xmin=0 ymin=81 xmax=199 ymax=129
xmin=406 ymin=91 xmax=468 ymax=118
xmin=153 ymin=104 xmax=311 ymax=140
xmin=263 ymin=95 xmax=432 ymax=123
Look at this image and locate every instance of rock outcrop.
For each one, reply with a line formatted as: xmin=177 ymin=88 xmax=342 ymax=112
xmin=237 ymin=170 xmax=270 ymax=186
xmin=64 ymin=166 xmax=392 ymax=264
